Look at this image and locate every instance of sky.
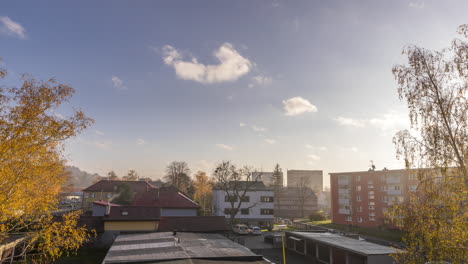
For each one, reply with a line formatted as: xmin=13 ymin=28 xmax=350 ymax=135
xmin=1 ymin=0 xmax=467 ymax=187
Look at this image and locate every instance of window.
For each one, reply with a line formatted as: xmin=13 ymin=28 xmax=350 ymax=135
xmin=357 ymin=217 xmax=363 ymax=222
xmin=369 ymin=201 xmax=375 ymax=210
xmin=356 ymin=175 xmax=361 ymax=181
xmin=241 ymin=208 xmax=249 ymax=215
xmin=397 ymin=196 xmax=404 ymax=202
xmin=381 ymin=196 xmax=388 ymax=202
xmin=380 ymin=185 xmax=387 ymax=191
xmin=346 ymin=216 xmax=352 ymax=221
xmin=356 ymin=195 xmax=361 ymax=201
xmin=106 ymin=193 xmax=112 ymax=199
xmin=224 ymin=208 xmax=236 ymax=215
xmin=408 ymin=174 xmax=416 ymax=180
xmin=369 ymin=216 xmax=375 ymax=221
xmin=225 ymin=195 xmax=238 ymax=202
xmin=369 ymin=212 xmax=375 ymax=216
xmin=84 ymin=193 xmax=89 ymax=198
xmin=356 ymin=185 xmax=361 ymax=191
xmin=368 ymin=195 xmax=374 ymax=200
xmin=368 ymin=180 xmax=373 ymax=184
xmin=369 ymin=201 xmax=375 ymax=206
xmin=240 ymin=196 xmax=250 ymax=202
xmin=394 ymin=185 xmax=401 ymax=190
xmin=121 ymin=211 xmax=128 ymax=216
xmin=339 ymin=194 xmax=350 ymax=200
xmin=357 ymin=206 xmax=362 ymax=212
xmin=409 ymin=185 xmax=417 ymax=191
xmin=260 ymin=209 xmax=274 ymax=215
xmin=90 ymin=193 xmax=96 ymax=198
xmin=368 ymin=191 xmax=374 ymax=199
xmin=261 ymin=196 xmax=274 ymax=202
xmin=339 ymin=205 xmax=350 ymax=210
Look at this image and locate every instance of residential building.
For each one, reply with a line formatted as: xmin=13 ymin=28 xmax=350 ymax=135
xmin=212 ymin=181 xmax=274 ymax=227
xmin=133 ymin=186 xmax=199 ymax=216
xmin=285 ymin=231 xmax=398 ymax=264
xmin=81 ymin=180 xmax=156 ymax=209
xmin=287 ymin=170 xmax=323 ymax=191
xmin=275 ymin=187 xmax=318 ymax=218
xmin=330 ymin=168 xmax=423 ymax=227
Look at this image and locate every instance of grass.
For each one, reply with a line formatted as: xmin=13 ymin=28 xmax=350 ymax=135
xmin=55 ymin=247 xmax=108 ymax=264
xmin=304 ymin=219 xmax=403 ymax=243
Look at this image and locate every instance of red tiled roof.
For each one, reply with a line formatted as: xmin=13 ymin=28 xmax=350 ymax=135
xmin=92 ymin=200 xmax=121 ymax=207
xmin=82 ymin=180 xmax=156 ymax=193
xmin=104 ymin=206 xmax=160 ymax=221
xmin=133 ymin=187 xmax=200 ymax=209
xmin=158 ymin=216 xmax=227 ymax=232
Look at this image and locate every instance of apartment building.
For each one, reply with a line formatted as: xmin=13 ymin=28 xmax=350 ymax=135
xmin=330 ymin=168 xmax=421 ymax=227
xmin=287 ymin=170 xmax=323 ymax=191
xmin=275 ymin=187 xmax=318 ymax=218
xmin=212 ymin=181 xmax=274 ymax=228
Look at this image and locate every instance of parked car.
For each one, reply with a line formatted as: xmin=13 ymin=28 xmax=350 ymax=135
xmin=249 ymin=226 xmax=262 ymax=235
xmin=233 ymin=224 xmax=249 ymax=235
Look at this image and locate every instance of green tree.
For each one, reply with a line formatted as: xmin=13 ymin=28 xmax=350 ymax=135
xmin=107 ymin=170 xmax=119 ymax=180
xmin=387 ymin=24 xmax=467 ymax=264
xmin=126 ymin=169 xmax=138 ymax=181
xmin=113 ymin=183 xmax=133 ymax=205
xmin=270 ymin=163 xmax=284 ymax=217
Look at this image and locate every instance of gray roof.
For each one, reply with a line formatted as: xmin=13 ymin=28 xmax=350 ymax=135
xmin=102 ymin=232 xmax=266 ymax=264
xmin=213 ymin=181 xmax=272 ymax=191
xmin=287 ymin=232 xmax=398 ymax=256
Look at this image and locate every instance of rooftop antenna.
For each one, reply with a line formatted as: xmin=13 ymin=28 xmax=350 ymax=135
xmin=369 ymin=160 xmax=376 ymax=171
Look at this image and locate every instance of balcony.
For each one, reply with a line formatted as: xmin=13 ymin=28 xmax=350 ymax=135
xmin=338 ymin=188 xmax=349 ymax=194
xmin=338 ymin=179 xmax=349 ymax=185
xmin=338 ymin=209 xmax=350 ymax=214
xmin=387 ymin=189 xmax=402 ymax=195
xmin=339 ymin=199 xmax=350 ymax=205
xmin=386 ymin=177 xmax=401 ymax=184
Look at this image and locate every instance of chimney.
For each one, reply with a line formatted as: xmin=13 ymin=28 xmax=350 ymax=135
xmin=105 ymin=202 xmax=111 ymax=216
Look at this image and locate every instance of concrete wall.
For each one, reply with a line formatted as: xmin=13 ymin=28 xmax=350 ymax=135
xmin=161 ymin=208 xmax=197 ymax=216
xmin=104 ymin=221 xmax=159 ymax=231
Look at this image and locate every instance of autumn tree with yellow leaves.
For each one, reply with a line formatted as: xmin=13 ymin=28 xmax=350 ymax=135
xmin=0 ymin=64 xmax=94 ymax=262
xmin=387 ymin=24 xmax=468 ymax=264
xmin=193 ymin=171 xmax=212 ymax=215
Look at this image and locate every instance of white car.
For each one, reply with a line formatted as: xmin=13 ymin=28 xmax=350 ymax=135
xmin=250 ymin=226 xmax=262 ymax=235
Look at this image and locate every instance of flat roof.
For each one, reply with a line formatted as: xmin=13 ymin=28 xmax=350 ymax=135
xmin=287 ymin=232 xmax=398 ymax=256
xmin=102 ymin=232 xmax=266 ymax=264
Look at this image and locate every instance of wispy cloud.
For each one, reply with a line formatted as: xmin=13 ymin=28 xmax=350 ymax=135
xmin=216 ymin=143 xmax=234 ymax=151
xmin=0 ymin=16 xmax=26 ymax=39
xmin=249 ymin=75 xmax=273 ymax=88
xmin=111 ymin=75 xmax=127 ymax=90
xmin=334 ymin=111 xmax=408 ymax=134
xmin=239 ymin=123 xmax=247 ymax=127
xmin=136 ymin=138 xmax=147 ymax=145
xmin=305 ymin=145 xmax=327 ymax=151
xmin=283 ymin=97 xmax=318 ymax=116
xmin=409 ymin=1 xmax=425 ymax=9
xmin=251 ymin=125 xmax=266 ymax=132
xmin=95 ymin=130 xmax=105 ymax=136
xmin=334 ymin=116 xmax=365 ymax=127
xmin=307 ymin=154 xmax=321 ymax=161
xmin=162 ymin=43 xmax=252 ymax=84
xmin=264 ymin=138 xmax=277 ymax=144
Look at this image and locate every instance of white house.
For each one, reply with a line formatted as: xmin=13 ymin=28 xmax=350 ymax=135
xmin=212 ymin=181 xmax=274 ymax=228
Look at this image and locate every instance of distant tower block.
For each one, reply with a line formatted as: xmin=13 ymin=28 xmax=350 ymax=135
xmin=287 ymin=170 xmax=323 ymax=191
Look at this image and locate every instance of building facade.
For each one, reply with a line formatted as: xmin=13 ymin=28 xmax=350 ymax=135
xmin=287 ymin=170 xmax=323 ymax=191
xmin=254 ymin=171 xmax=283 ymax=187
xmin=275 ymin=187 xmax=318 ymax=219
xmin=212 ymin=181 xmax=274 ymax=227
xmin=330 ymin=168 xmax=421 ymax=227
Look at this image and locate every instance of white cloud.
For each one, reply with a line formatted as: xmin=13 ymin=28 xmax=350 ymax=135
xmin=369 ymin=111 xmax=408 ymax=132
xmin=264 ymin=139 xmax=277 ymax=144
xmin=305 ymin=145 xmax=327 ymax=151
xmin=249 ymin=75 xmax=273 ymax=87
xmin=162 ymin=43 xmax=252 ymax=84
xmin=95 ymin=130 xmax=105 ymax=136
xmin=111 ymin=76 xmax=127 ymax=90
xmin=334 ymin=116 xmax=366 ymax=127
xmin=136 ymin=138 xmax=147 ymax=145
xmin=216 ymin=143 xmax=234 ymax=151
xmin=409 ymin=1 xmax=424 ymax=8
xmin=251 ymin=125 xmax=266 ymax=132
xmin=351 ymin=147 xmax=358 ymax=152
xmin=239 ymin=123 xmax=247 ymax=127
xmin=283 ymin=97 xmax=318 ymax=116
xmin=334 ymin=110 xmax=408 ymax=133
xmin=0 ymin=16 xmax=26 ymax=39
xmin=308 ymin=154 xmax=321 ymax=161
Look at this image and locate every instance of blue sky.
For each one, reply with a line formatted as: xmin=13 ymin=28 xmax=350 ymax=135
xmin=1 ymin=0 xmax=467 ymax=186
